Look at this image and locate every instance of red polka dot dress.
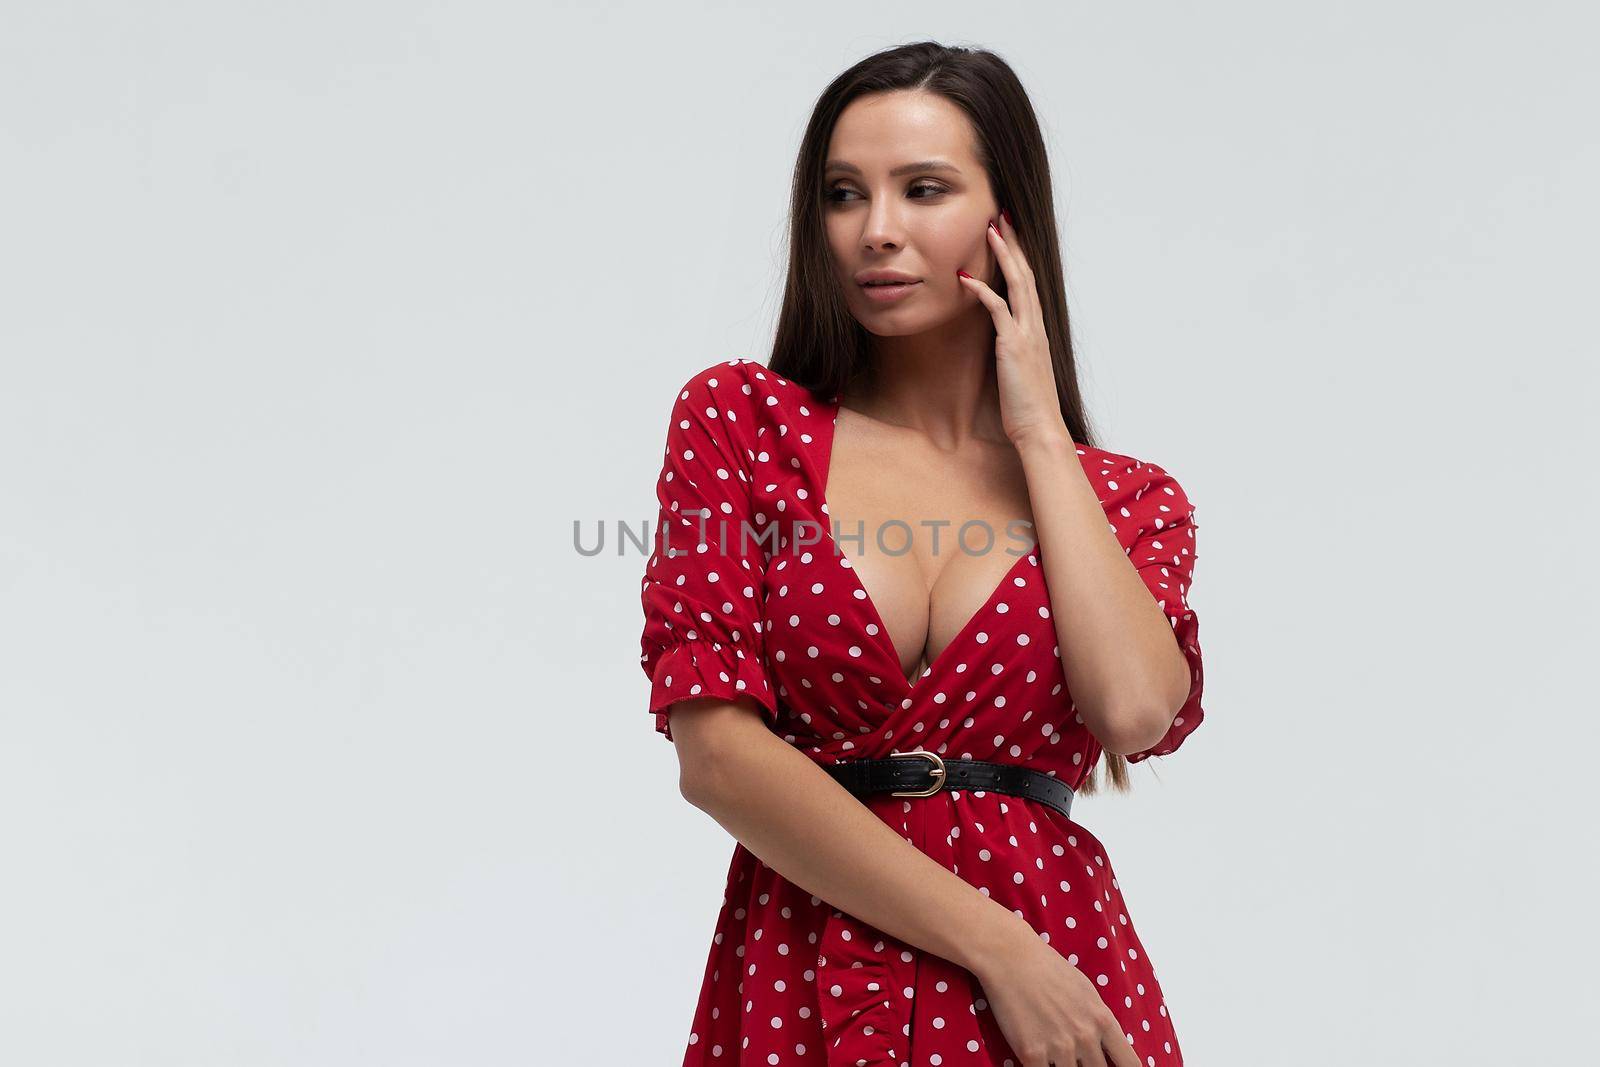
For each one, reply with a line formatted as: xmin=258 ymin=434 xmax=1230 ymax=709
xmin=639 ymin=359 xmax=1205 ymax=1066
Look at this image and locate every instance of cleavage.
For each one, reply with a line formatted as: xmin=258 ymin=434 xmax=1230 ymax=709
xmin=822 ymin=414 xmax=1036 ymax=687
xmin=850 ymin=543 xmax=1025 ymax=686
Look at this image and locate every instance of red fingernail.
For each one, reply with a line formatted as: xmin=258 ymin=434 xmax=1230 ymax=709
xmin=989 ymin=220 xmax=999 ymax=235
xmin=1001 ymin=207 xmax=1014 ymax=227
xmin=957 ymin=269 xmax=973 ymax=279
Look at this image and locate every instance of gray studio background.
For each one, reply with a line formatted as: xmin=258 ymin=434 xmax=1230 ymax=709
xmin=3 ymin=3 xmax=1596 ymax=1064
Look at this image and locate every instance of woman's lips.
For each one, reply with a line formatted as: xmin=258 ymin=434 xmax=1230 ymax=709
xmin=859 ymin=280 xmax=923 ymax=303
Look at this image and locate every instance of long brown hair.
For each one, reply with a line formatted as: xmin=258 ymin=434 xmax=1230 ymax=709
xmin=766 ymin=41 xmax=1135 ymax=794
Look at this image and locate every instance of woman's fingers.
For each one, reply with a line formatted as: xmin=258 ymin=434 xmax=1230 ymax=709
xmin=989 ymin=211 xmax=1039 ymax=322
xmin=1102 ymin=1020 xmax=1143 ymax=1067
xmin=983 ymin=218 xmax=1022 ymax=317
xmin=1069 ymin=1043 xmax=1109 ymax=1067
xmin=957 ymin=269 xmax=1013 ymax=326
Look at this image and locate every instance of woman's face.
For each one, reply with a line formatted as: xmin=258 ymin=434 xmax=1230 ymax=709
xmin=822 ymin=90 xmax=1001 ymax=336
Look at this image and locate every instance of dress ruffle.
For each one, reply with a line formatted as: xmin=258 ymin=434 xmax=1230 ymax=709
xmin=645 ymin=635 xmax=778 ymax=740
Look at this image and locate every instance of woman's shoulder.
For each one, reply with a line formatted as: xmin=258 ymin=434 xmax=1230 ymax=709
xmin=1074 ymin=441 xmax=1195 ymax=516
xmin=664 ymin=358 xmax=833 ymax=440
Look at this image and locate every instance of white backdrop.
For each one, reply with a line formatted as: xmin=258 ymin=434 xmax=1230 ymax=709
xmin=2 ymin=3 xmax=1596 ymax=1064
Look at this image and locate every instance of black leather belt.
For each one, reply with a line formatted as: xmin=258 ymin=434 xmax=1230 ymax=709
xmin=823 ymin=750 xmax=1074 ymax=820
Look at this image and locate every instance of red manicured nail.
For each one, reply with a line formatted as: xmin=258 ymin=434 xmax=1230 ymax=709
xmin=957 ymin=269 xmax=973 ymax=279
xmin=989 ymin=220 xmax=999 ymax=236
xmin=1001 ymin=207 xmax=1014 ymax=227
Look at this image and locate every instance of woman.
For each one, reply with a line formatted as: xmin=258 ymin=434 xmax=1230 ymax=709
xmin=639 ymin=42 xmax=1205 ymax=1067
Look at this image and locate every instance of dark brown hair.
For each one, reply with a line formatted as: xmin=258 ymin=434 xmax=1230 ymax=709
xmin=766 ymin=40 xmax=1135 ymax=794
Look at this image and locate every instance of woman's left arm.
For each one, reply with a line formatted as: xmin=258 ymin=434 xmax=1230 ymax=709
xmin=959 ymin=210 xmax=1190 ymax=754
xmin=1013 ymin=429 xmax=1193 ymax=754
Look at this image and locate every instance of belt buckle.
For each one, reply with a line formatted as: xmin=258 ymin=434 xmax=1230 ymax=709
xmin=887 ymin=749 xmax=947 ymax=797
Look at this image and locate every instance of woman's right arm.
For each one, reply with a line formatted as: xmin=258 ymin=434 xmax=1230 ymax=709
xmin=670 ymin=696 xmax=1027 ymax=976
xmin=670 ymin=698 xmax=1142 ymax=1067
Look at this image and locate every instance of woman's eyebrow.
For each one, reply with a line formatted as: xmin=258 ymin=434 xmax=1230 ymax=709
xmin=823 ymin=159 xmax=961 ymax=177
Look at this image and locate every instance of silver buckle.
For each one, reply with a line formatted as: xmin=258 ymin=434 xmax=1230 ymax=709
xmin=887 ymin=750 xmax=947 ymax=797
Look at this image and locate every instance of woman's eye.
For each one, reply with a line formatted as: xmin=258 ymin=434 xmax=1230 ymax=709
xmin=824 ymin=182 xmax=947 ymax=203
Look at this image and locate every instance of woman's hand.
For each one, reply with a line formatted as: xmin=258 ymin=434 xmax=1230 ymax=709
xmin=958 ymin=210 xmax=1070 ymax=449
xmin=971 ymin=922 xmax=1141 ymax=1067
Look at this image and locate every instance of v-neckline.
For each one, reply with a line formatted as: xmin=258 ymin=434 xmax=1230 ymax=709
xmin=812 ymin=390 xmax=1040 ymax=698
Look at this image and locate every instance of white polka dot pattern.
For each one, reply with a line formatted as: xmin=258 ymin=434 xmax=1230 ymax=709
xmin=639 ymin=359 xmax=1205 ymax=1065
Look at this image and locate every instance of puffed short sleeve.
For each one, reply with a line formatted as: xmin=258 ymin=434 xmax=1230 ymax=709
xmin=1118 ymin=461 xmax=1205 ymax=762
xmin=638 ymin=365 xmax=778 ymax=742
